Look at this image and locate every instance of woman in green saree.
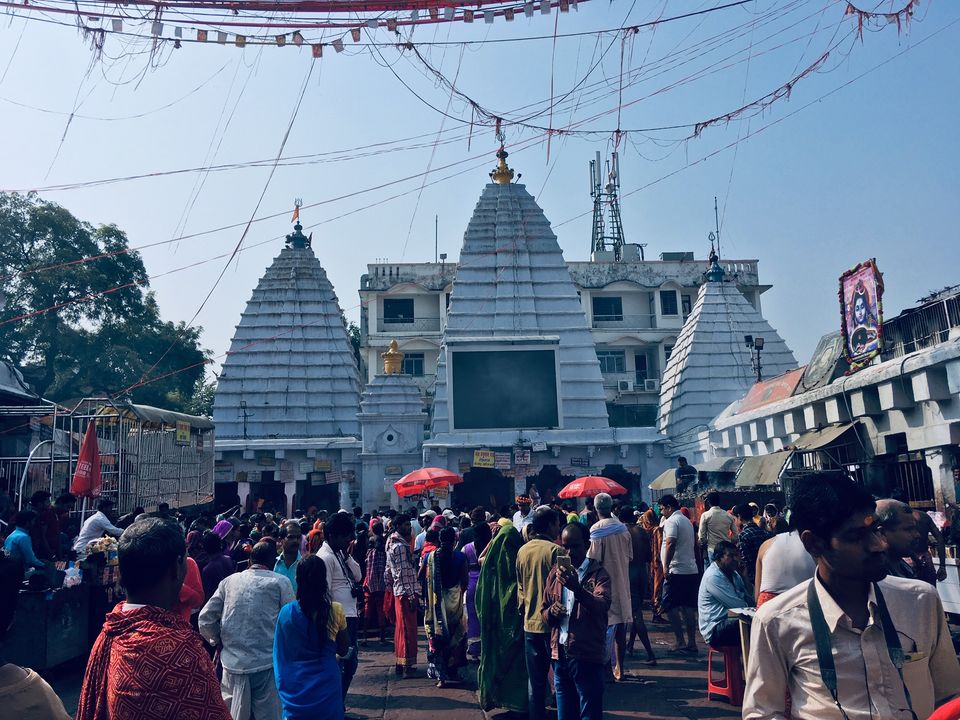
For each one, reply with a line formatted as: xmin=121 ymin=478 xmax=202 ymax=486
xmin=476 ymin=522 xmax=529 ymax=713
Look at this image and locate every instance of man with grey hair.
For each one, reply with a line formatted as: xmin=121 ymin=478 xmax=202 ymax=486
xmin=587 ymin=492 xmax=633 ymax=680
xmin=875 ymin=498 xmax=921 ymax=579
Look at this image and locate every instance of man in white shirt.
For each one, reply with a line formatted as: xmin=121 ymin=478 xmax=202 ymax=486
xmin=199 ymin=542 xmax=295 ymax=720
xmin=318 ymin=512 xmax=362 ymax=704
xmin=72 ymin=499 xmax=123 ymax=554
xmin=744 ymin=473 xmax=960 ymax=720
xmin=513 ymin=495 xmax=534 ymax=534
xmin=657 ymin=494 xmax=699 ymax=654
xmin=698 ymin=491 xmax=738 ymax=562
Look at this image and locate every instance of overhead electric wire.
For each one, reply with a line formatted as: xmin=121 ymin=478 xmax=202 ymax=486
xmin=553 ymin=14 xmax=956 ymax=228
xmin=9 ymin=9 xmax=948 ymax=400
xmin=134 ymin=58 xmax=317 ymax=388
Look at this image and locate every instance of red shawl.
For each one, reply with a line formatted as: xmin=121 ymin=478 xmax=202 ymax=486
xmin=76 ymin=603 xmax=230 ymax=720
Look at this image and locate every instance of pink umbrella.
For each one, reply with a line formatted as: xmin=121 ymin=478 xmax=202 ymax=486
xmin=558 ymin=475 xmax=628 ymax=499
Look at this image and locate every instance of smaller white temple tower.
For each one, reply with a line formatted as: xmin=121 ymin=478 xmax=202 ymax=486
xmin=358 ymin=340 xmax=428 ymax=510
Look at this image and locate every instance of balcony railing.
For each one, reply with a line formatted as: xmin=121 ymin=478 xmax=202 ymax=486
xmin=376 ymin=317 xmax=442 ymax=333
xmin=591 ymin=314 xmax=658 ymax=330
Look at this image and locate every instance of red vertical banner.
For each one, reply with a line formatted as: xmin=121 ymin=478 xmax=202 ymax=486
xmin=71 ymin=422 xmax=102 ymax=498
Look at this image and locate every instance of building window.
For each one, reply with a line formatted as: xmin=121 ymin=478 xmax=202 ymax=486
xmin=592 ymin=296 xmax=623 ymax=322
xmin=445 ymin=293 xmax=451 ymax=310
xmin=606 ymin=403 xmax=657 ymax=428
xmin=402 ymin=352 xmax=425 ymax=377
xmin=664 ymin=344 xmax=675 ymax=363
xmin=596 ymin=350 xmax=626 ymax=374
xmin=635 ymin=353 xmax=649 ymax=382
xmin=660 ymin=290 xmax=678 ymax=316
xmin=383 ymin=298 xmax=414 ymax=324
xmin=681 ymin=294 xmax=692 ymax=317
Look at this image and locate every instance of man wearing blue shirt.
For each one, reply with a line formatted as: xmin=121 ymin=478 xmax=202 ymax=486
xmin=697 ymin=540 xmax=752 ymax=649
xmin=3 ymin=510 xmax=46 ymax=573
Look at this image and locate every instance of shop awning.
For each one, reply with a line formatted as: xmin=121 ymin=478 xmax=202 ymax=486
xmin=697 ymin=456 xmax=746 ymax=474
xmin=791 ymin=422 xmax=856 ymax=451
xmin=649 ymin=468 xmax=676 ymax=491
xmin=734 ymin=450 xmax=794 ymax=487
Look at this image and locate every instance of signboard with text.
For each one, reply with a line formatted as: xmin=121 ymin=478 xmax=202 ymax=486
xmin=175 ymin=421 xmax=191 ymax=446
xmin=494 ymin=452 xmax=512 ymax=470
xmin=473 ymin=450 xmax=495 ymax=468
xmin=514 ymin=449 xmax=531 ymax=465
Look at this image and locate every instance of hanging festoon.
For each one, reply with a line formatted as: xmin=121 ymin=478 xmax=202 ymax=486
xmin=3 ymin=0 xmax=592 ymax=54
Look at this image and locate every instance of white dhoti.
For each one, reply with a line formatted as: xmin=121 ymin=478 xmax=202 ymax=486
xmin=221 ymin=667 xmax=282 ymax=720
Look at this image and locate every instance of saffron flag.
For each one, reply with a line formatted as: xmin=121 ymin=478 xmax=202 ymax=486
xmin=71 ymin=422 xmax=101 ymax=498
xmin=291 ymin=205 xmax=300 ymax=222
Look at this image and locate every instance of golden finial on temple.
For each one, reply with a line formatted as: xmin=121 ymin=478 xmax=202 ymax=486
xmin=490 ymin=145 xmax=514 ymax=184
xmin=381 ymin=339 xmax=404 ymax=375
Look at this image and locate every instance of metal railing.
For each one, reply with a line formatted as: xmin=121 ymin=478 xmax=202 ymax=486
xmin=376 ymin=317 xmax=442 ymax=333
xmin=881 ymin=291 xmax=960 ymax=360
xmin=591 ymin=314 xmax=658 ymax=329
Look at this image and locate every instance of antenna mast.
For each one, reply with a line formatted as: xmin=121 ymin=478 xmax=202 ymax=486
xmin=713 ymin=196 xmax=721 ymax=259
xmin=589 ymin=151 xmax=627 ymax=261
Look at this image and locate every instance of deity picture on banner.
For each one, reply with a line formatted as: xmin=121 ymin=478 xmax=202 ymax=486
xmin=839 ymin=259 xmax=884 ymax=371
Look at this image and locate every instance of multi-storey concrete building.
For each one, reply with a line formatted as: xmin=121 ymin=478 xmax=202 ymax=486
xmin=359 ymin=250 xmax=769 ymax=429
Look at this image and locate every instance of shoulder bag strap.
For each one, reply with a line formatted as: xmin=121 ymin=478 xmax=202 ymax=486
xmin=807 ymin=579 xmax=850 ymax=720
xmin=873 ymin=582 xmax=916 ymax=718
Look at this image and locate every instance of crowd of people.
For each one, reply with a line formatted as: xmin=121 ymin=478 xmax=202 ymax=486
xmin=1 ymin=474 xmax=959 ymax=720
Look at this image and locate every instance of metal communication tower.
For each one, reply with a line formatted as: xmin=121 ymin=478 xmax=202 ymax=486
xmin=589 ymin=151 xmax=628 ymax=261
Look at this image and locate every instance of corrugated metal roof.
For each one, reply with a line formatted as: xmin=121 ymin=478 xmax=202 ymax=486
xmin=734 ymin=450 xmax=793 ymax=487
xmin=697 ymin=456 xmax=746 ymax=474
xmin=791 ymin=423 xmax=856 ymax=451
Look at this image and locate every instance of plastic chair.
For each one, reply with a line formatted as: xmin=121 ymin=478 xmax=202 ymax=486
xmin=707 ymin=645 xmax=744 ymax=706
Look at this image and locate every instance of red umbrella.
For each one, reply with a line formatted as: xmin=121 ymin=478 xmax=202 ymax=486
xmin=558 ymin=475 xmax=628 ymax=499
xmin=393 ymin=467 xmax=463 ymax=498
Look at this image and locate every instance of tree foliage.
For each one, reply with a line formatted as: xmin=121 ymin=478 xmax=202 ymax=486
xmin=0 ymin=192 xmax=209 ymax=410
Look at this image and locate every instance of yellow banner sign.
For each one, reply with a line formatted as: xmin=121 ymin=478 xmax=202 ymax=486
xmin=473 ymin=450 xmax=495 ymax=468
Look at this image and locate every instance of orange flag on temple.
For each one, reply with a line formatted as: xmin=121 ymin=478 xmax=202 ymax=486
xmin=70 ymin=421 xmax=102 ymax=498
xmin=291 ymin=205 xmax=300 ymax=223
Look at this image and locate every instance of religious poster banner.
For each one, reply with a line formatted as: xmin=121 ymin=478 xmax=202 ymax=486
xmin=514 ymin=449 xmax=531 ymax=465
xmin=839 ymin=259 xmax=884 ymax=372
xmin=175 ymin=420 xmax=191 ymax=445
xmin=494 ymin=452 xmax=512 ymax=470
xmin=473 ymin=450 xmax=495 ymax=468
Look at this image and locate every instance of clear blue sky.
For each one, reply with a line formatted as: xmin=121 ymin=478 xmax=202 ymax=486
xmin=1 ymin=0 xmax=957 ymax=383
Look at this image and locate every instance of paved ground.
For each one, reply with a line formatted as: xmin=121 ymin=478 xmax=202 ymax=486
xmin=47 ymin=622 xmax=741 ymax=719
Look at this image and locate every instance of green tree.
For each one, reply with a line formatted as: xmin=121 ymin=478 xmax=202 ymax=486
xmin=0 ymin=192 xmax=209 ymax=410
